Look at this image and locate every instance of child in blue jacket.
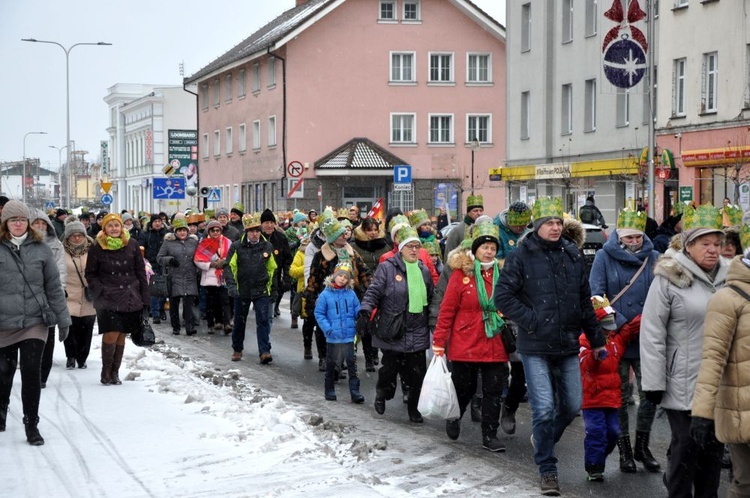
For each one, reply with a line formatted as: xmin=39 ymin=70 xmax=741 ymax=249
xmin=314 ymin=262 xmax=365 ymax=403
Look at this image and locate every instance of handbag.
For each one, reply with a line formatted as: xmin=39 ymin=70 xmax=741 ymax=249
xmin=372 ymin=309 xmax=405 ymax=341
xmin=148 ymin=272 xmax=170 ymax=298
xmin=131 ymin=315 xmax=156 ymax=347
xmin=500 ymin=322 xmax=517 ymax=354
xmin=417 ymin=355 xmax=461 ymax=420
xmin=71 ymin=257 xmax=93 ymax=302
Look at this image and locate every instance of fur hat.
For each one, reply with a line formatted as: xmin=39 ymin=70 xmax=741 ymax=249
xmin=3 ymin=200 xmax=32 ymax=224
xmin=64 ymin=220 xmax=87 ymax=240
xmin=260 ymin=209 xmax=276 ymax=224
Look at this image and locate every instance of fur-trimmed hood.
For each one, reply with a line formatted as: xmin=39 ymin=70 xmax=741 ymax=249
xmin=562 ymin=218 xmax=585 ymax=249
xmin=448 ymin=247 xmax=475 ymax=275
xmin=320 ymin=241 xmax=355 ymax=262
xmin=654 ymin=251 xmax=728 ymax=289
xmin=323 ymin=273 xmax=355 ymax=289
xmin=353 ymin=224 xmax=386 ymax=243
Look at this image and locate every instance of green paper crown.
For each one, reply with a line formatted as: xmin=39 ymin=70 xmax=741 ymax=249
xmin=172 ymin=218 xmax=188 ymax=230
xmin=472 ymin=221 xmax=500 ymax=243
xmin=395 ymin=224 xmax=419 ymax=245
xmin=232 ymin=202 xmax=245 ymax=213
xmin=617 ymin=208 xmax=647 ymax=232
xmin=204 ymin=209 xmax=215 ymax=219
xmin=672 ymin=201 xmax=690 ymax=216
xmin=506 ymin=203 xmax=531 ymax=226
xmin=321 ymin=206 xmax=335 ymax=222
xmin=388 ymin=214 xmax=410 ymax=232
xmin=532 ymin=197 xmax=564 ymax=220
xmin=422 ymin=240 xmax=441 ymax=257
xmin=723 ymin=204 xmax=743 ymax=227
xmin=741 ymin=225 xmax=750 ymax=252
xmin=682 ymin=203 xmax=722 ymax=231
xmin=408 ymin=209 xmax=431 ymax=228
xmin=467 ymin=194 xmax=484 ymax=210
xmin=242 ymin=213 xmax=262 ymax=229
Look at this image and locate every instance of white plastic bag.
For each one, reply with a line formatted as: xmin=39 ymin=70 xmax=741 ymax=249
xmin=417 ymin=355 xmax=460 ymax=420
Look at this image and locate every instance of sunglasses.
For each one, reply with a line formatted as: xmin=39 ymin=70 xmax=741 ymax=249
xmin=209 ymin=228 xmax=221 ymax=232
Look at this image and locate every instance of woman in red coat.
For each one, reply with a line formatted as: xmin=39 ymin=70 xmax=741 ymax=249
xmin=432 ymin=222 xmax=509 ymax=452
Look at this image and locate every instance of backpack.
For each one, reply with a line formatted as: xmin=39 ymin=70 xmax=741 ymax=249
xmin=579 ymin=205 xmax=596 ymax=224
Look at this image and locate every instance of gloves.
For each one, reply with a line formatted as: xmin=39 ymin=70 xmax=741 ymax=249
xmin=432 ymin=345 xmax=445 ymax=357
xmin=356 ymin=310 xmax=370 ymax=331
xmin=58 ymin=326 xmax=69 ymax=342
xmin=644 ymin=391 xmax=664 ymax=405
xmin=690 ymin=416 xmax=717 ymax=447
xmin=209 ymin=258 xmax=226 ymax=269
xmin=593 ymin=347 xmax=609 ymax=361
xmin=169 ymin=258 xmax=180 ymax=267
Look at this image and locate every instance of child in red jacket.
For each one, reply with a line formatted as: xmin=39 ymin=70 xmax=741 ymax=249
xmin=579 ymin=295 xmax=641 ymax=482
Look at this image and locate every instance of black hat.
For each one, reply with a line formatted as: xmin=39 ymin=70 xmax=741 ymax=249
xmin=55 ymin=208 xmax=68 ymax=218
xmin=231 ymin=206 xmax=244 ymax=217
xmin=150 ymin=213 xmax=161 ymax=224
xmin=260 ymin=208 xmax=276 ymax=224
xmin=96 ymin=211 xmax=108 ymax=220
xmin=0 ymin=196 xmax=9 ymax=207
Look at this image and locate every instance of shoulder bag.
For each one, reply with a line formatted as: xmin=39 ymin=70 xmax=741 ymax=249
xmin=149 ymin=269 xmax=170 ymax=298
xmin=609 ymin=257 xmax=649 ymax=305
xmin=71 ymin=257 xmax=93 ymax=302
xmin=372 ymin=309 xmax=405 ymax=341
xmin=9 ymin=249 xmax=57 ymax=326
xmin=131 ymin=314 xmax=156 ymax=347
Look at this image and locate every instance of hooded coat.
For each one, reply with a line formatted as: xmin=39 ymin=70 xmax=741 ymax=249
xmin=63 ymin=233 xmax=96 ymax=318
xmin=157 ymin=232 xmax=200 ymax=297
xmin=493 ymin=210 xmax=530 ymax=261
xmin=640 ymin=250 xmax=729 ymax=410
xmin=314 ymin=275 xmax=360 ymax=344
xmin=352 ymin=224 xmax=389 ymax=272
xmin=31 ymin=208 xmax=67 ymax=290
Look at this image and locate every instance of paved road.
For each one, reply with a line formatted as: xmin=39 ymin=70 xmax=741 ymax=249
xmin=156 ymin=297 xmax=731 ymax=497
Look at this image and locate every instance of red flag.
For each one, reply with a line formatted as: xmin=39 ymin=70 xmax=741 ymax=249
xmin=366 ymin=198 xmax=384 ymax=222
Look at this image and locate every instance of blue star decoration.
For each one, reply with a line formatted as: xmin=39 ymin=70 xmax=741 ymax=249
xmin=603 ymin=38 xmax=647 ymax=89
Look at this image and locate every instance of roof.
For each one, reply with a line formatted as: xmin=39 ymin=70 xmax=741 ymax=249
xmin=1 ymin=162 xmax=57 ymax=177
xmin=184 ymin=0 xmax=504 ymax=85
xmin=315 ymin=138 xmax=408 ymax=170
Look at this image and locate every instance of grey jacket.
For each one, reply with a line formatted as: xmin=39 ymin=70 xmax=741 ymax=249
xmin=640 ymin=251 xmax=728 ymax=411
xmin=157 ymin=233 xmax=199 ymax=297
xmin=0 ymin=234 xmax=72 ymax=332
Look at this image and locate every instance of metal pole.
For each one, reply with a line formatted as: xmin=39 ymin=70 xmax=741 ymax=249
xmin=646 ymin=0 xmax=656 ymax=219
xmin=22 ymin=131 xmax=46 ymax=204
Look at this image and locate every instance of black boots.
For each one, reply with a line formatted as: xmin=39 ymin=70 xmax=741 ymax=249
xmin=634 ymin=431 xmax=661 ymax=472
xmin=617 ymin=435 xmax=637 ymax=473
xmin=101 ymin=343 xmax=116 ymax=385
xmin=23 ymin=416 xmax=44 ymax=445
xmin=0 ymin=403 xmax=7 ymax=432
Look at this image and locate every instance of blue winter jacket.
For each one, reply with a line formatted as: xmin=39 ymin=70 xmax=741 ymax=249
xmin=494 ymin=211 xmax=530 ymax=261
xmin=589 ymin=231 xmax=660 ymax=359
xmin=494 ymin=232 xmax=605 ymax=356
xmin=314 ymin=277 xmax=360 ymax=344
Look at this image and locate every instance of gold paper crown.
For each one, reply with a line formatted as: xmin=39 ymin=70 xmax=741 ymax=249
xmin=408 ymin=209 xmax=431 ymax=228
xmin=336 ymin=207 xmax=349 ymax=220
xmin=590 ymin=295 xmax=611 ymax=310
xmin=334 ymin=261 xmax=353 ymax=275
xmin=186 ymin=213 xmax=205 ymax=225
xmin=242 ymin=213 xmax=262 ymax=229
xmin=723 ymin=204 xmax=743 ymax=227
xmin=617 ymin=208 xmax=647 ymax=231
xmin=682 ymin=203 xmax=722 ymax=231
xmin=532 ymin=197 xmax=564 ymax=220
xmin=467 ymin=193 xmax=484 ymax=210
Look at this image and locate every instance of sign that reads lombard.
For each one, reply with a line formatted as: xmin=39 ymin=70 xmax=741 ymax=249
xmin=168 ymin=129 xmax=199 ymax=189
xmin=535 ymin=164 xmax=572 ymax=180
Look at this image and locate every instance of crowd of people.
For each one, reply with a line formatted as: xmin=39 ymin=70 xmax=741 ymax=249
xmin=0 ymin=192 xmax=748 ymax=498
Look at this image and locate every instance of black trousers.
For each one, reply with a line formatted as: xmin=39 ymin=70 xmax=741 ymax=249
xmin=504 ymin=360 xmax=527 ymax=412
xmin=376 ymin=350 xmax=427 ymax=414
xmin=452 ymin=361 xmax=509 ymax=436
xmin=302 ymin=316 xmax=327 ymax=359
xmin=63 ymin=315 xmax=96 ymax=367
xmin=0 ymin=338 xmax=45 ymax=418
xmin=205 ymin=286 xmax=230 ymax=327
xmin=169 ymin=295 xmax=196 ymax=332
xmin=41 ymin=327 xmax=55 ymax=384
xmin=665 ymin=409 xmax=723 ymax=498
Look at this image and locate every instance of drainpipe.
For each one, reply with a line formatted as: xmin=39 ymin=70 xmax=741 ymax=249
xmin=269 ymin=47 xmax=287 ymax=209
xmin=182 ymin=81 xmax=203 ymax=211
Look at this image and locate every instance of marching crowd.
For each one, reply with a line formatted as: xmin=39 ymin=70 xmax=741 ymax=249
xmin=0 ymin=192 xmax=748 ymax=497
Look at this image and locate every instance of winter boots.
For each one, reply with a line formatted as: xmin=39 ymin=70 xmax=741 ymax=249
xmin=100 ymin=343 xmax=116 ymax=386
xmin=482 ymin=431 xmax=505 ymax=452
xmin=0 ymin=403 xmax=7 ymax=432
xmin=23 ymin=416 xmax=44 ymax=445
xmin=110 ymin=345 xmax=125 ymax=385
xmin=446 ymin=418 xmax=461 ymax=440
xmin=586 ymin=464 xmax=605 ymax=482
xmin=633 ymin=431 xmax=661 ymax=472
xmin=349 ymin=377 xmax=365 ymax=403
xmin=617 ymin=435 xmax=637 ymax=473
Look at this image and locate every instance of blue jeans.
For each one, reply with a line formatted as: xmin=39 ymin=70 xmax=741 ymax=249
xmin=520 ymin=353 xmax=582 ymax=476
xmin=150 ymin=296 xmax=166 ymax=318
xmin=231 ymin=295 xmax=271 ymax=356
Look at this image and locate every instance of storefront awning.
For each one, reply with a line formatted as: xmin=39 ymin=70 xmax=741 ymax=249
xmin=681 ymin=145 xmax=750 ymax=167
xmin=499 ymin=157 xmax=639 ymax=181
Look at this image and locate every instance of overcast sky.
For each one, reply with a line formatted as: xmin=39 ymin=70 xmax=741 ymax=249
xmin=0 ymin=0 xmax=505 ymax=174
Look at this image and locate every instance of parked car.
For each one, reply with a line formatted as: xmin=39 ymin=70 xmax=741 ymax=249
xmin=581 ymin=223 xmax=607 ymax=275
xmin=439 ymin=222 xmax=460 ymax=256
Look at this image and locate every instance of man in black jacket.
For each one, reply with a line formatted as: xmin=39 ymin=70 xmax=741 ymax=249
xmin=140 ymin=214 xmax=168 ymax=323
xmin=260 ymin=209 xmax=292 ymax=318
xmin=494 ymin=196 xmax=606 ymax=496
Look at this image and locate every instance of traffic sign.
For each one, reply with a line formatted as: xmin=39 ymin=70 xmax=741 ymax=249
xmin=393 ymin=183 xmax=411 ymax=192
xmin=44 ymin=200 xmax=55 ymax=211
xmin=288 ymin=178 xmax=304 ymax=198
xmin=489 ymin=167 xmax=502 ymax=181
xmin=100 ymin=182 xmax=113 ymax=193
xmin=394 ymin=165 xmax=412 ymax=184
xmin=152 ymin=177 xmax=186 ymax=199
xmin=101 ymin=194 xmax=113 ymax=205
xmin=287 ymin=161 xmax=304 ymax=178
xmin=206 ymin=188 xmax=221 ymax=203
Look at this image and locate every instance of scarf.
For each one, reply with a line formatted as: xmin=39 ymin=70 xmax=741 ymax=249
xmin=10 ymin=232 xmax=28 ymax=247
xmin=474 ymin=259 xmax=505 ymax=338
xmin=405 ymin=260 xmax=428 ymax=313
xmin=334 ymin=245 xmax=350 ymax=262
xmin=96 ymin=229 xmax=130 ymax=250
xmin=464 ymin=215 xmax=474 ymax=226
xmin=64 ymin=236 xmax=91 ymax=257
xmin=195 ymin=235 xmax=228 ymax=281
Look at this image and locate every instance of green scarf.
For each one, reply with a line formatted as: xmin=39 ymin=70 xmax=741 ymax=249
xmin=405 ymin=260 xmax=428 ymax=313
xmin=106 ymin=236 xmax=124 ymax=250
xmin=474 ymin=259 xmax=505 ymax=338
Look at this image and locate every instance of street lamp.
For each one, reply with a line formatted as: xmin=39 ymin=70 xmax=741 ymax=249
xmin=50 ymin=144 xmax=70 ymax=206
xmin=22 ymin=131 xmax=47 ymax=204
xmin=470 ymin=138 xmax=480 ymax=194
xmin=22 ymin=38 xmax=112 ymax=208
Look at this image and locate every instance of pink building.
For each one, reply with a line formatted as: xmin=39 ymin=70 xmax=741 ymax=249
xmin=184 ymin=0 xmax=506 ymax=217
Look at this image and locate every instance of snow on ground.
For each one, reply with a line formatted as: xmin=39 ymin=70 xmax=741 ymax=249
xmin=2 ymin=330 xmax=539 ymax=498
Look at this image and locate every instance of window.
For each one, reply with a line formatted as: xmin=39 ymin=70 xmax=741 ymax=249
xmin=467 ymin=115 xmax=491 ymax=143
xmin=521 ymin=91 xmax=530 ymax=139
xmin=428 ymin=114 xmax=453 ymax=144
xmin=561 ymin=84 xmax=573 ymax=134
xmin=585 ymin=0 xmax=597 ymax=36
xmin=562 ymin=0 xmax=573 ymax=43
xmin=200 ymin=83 xmax=208 ymax=110
xmin=213 ymin=78 xmax=220 ymax=106
xmin=239 ymin=123 xmax=247 ymax=152
xmin=585 ymin=79 xmax=596 ymax=131
xmin=268 ymin=57 xmax=276 ymax=87
xmin=238 ymin=69 xmax=246 ymax=98
xmin=379 ymin=0 xmax=396 ymax=20
xmin=467 ymin=54 xmax=491 ymax=83
xmin=390 ymin=52 xmax=415 ymax=82
xmin=224 ymin=75 xmax=232 ymax=103
xmin=702 ymin=52 xmax=718 ymax=113
xmin=391 ymin=113 xmax=416 ymax=143
xmin=252 ymin=120 xmax=261 ymax=150
xmin=521 ymin=3 xmax=532 ymax=52
xmin=675 ymin=0 xmax=688 ymax=7
xmin=252 ymin=63 xmax=260 ymax=93
xmin=429 ymin=53 xmax=453 ymax=83
xmin=616 ymin=88 xmax=630 ymax=127
xmin=202 ymin=133 xmax=209 ymax=158
xmin=225 ymin=127 xmax=233 ymax=155
xmin=213 ymin=130 xmax=220 ymax=156
xmin=403 ymin=0 xmax=420 ymax=21
xmin=268 ymin=116 xmax=277 ymax=147
xmin=673 ymin=58 xmax=687 ymax=116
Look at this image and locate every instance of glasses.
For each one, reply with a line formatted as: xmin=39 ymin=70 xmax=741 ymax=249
xmin=7 ymin=218 xmax=28 ymax=224
xmin=404 ymin=243 xmax=421 ymax=250
xmin=209 ymin=228 xmax=221 ymax=233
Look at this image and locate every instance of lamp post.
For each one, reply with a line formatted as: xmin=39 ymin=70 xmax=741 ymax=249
xmin=22 ymin=131 xmax=47 ymax=204
xmin=22 ymin=38 xmax=112 ymax=208
xmin=50 ymin=144 xmax=69 ymax=206
xmin=470 ymin=138 xmax=480 ymax=194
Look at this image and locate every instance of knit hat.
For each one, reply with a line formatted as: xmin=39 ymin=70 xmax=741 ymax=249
xmin=231 ymin=203 xmax=245 ymax=217
xmin=102 ymin=213 xmax=123 ymax=228
xmin=121 ymin=212 xmax=134 ymax=223
xmin=206 ymin=220 xmax=222 ymax=232
xmin=292 ymin=211 xmax=307 ymax=225
xmin=55 ymin=208 xmax=68 ymax=218
xmin=0 ymin=201 xmax=31 ymax=225
xmin=408 ymin=209 xmax=431 ymax=229
xmin=616 ymin=208 xmax=646 ymax=238
xmin=64 ymin=220 xmax=87 ymax=240
xmin=172 ymin=218 xmax=188 ymax=230
xmin=682 ymin=203 xmax=723 ymax=246
xmin=467 ymin=193 xmax=484 ymax=212
xmin=321 ymin=217 xmax=346 ymax=243
xmin=242 ymin=213 xmax=262 ymax=230
xmin=333 ymin=261 xmax=353 ymax=279
xmin=216 ymin=207 xmax=229 ymax=218
xmin=506 ymin=201 xmax=532 ymax=226
xmin=591 ymin=295 xmax=617 ymax=331
xmin=532 ymin=197 xmax=564 ymax=231
xmin=260 ymin=208 xmax=276 ymax=224
xmin=397 ymin=225 xmax=420 ymax=251
xmin=471 ymin=222 xmax=500 ymax=254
